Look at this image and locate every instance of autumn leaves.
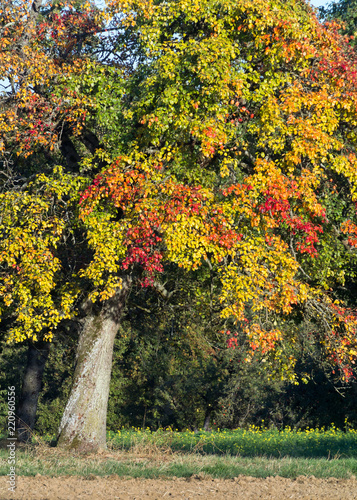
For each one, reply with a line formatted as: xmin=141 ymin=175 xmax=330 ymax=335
xmin=1 ymin=0 xmax=357 ymax=382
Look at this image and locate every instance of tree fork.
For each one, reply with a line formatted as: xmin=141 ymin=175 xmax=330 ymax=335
xmin=57 ymin=278 xmax=131 ymax=452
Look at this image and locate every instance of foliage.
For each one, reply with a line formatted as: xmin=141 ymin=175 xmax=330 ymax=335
xmin=0 ymin=0 xmax=106 ymax=156
xmin=80 ymin=0 xmax=357 ymax=381
xmin=320 ymin=0 xmax=357 ymax=49
xmin=0 ymin=169 xmax=87 ymax=341
xmin=0 ymin=0 xmax=110 ymax=343
xmin=2 ymin=288 xmax=356 ymax=435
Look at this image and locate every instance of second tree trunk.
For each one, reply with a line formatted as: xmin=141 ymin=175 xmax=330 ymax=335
xmin=17 ymin=340 xmax=51 ymax=442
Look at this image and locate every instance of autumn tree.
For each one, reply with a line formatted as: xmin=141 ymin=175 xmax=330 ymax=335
xmin=2 ymin=0 xmax=357 ymax=452
xmin=0 ymin=0 xmax=111 ymax=441
xmin=0 ymin=0 xmax=152 ymax=445
xmin=74 ymin=0 xmax=357 ymax=444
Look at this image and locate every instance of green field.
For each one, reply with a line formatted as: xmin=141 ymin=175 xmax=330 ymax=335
xmin=1 ymin=425 xmax=356 ymax=479
xmin=108 ymin=424 xmax=357 ymax=459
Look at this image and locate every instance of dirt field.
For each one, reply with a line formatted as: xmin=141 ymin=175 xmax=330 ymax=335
xmin=1 ymin=475 xmax=357 ymax=499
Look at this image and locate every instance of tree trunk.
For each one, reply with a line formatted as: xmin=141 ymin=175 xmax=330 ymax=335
xmin=203 ymin=410 xmax=211 ymax=431
xmin=17 ymin=340 xmax=51 ymax=442
xmin=57 ymin=280 xmax=131 ymax=452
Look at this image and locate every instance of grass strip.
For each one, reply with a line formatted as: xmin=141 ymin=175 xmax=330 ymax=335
xmin=0 ymin=448 xmax=356 ymax=479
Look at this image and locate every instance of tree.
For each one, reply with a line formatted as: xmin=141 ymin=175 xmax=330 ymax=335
xmin=91 ymin=0 xmax=357 ymax=377
xmin=320 ymin=0 xmax=357 ymax=49
xmin=0 ymin=0 xmax=152 ymax=447
xmin=2 ymin=0 xmax=357 ymax=452
xmin=0 ymin=0 xmax=110 ymax=441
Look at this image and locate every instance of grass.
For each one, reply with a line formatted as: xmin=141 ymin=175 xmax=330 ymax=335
xmin=1 ymin=446 xmax=356 ymax=480
xmin=1 ymin=425 xmax=356 ymax=480
xmin=107 ymin=424 xmax=357 ymax=459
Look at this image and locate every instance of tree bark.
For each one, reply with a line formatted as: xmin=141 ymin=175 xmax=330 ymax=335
xmin=17 ymin=340 xmax=51 ymax=442
xmin=203 ymin=410 xmax=211 ymax=431
xmin=57 ymin=279 xmax=131 ymax=452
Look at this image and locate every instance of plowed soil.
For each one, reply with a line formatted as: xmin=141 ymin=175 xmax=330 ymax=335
xmin=1 ymin=475 xmax=357 ymax=499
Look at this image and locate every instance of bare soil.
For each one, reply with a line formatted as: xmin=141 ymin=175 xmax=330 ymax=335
xmin=1 ymin=475 xmax=357 ymax=499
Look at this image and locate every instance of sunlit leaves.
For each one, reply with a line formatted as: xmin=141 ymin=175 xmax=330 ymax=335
xmin=0 ymin=192 xmax=63 ymax=340
xmin=0 ymin=0 xmax=107 ymax=156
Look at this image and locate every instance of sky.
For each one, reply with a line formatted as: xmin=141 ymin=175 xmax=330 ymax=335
xmin=310 ymin=0 xmax=330 ymax=6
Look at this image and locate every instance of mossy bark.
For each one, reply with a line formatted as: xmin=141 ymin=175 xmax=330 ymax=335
xmin=57 ymin=280 xmax=130 ymax=452
xmin=17 ymin=340 xmax=51 ymax=442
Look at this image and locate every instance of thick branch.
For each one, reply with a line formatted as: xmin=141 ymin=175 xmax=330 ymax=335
xmin=152 ymin=281 xmax=175 ymax=300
